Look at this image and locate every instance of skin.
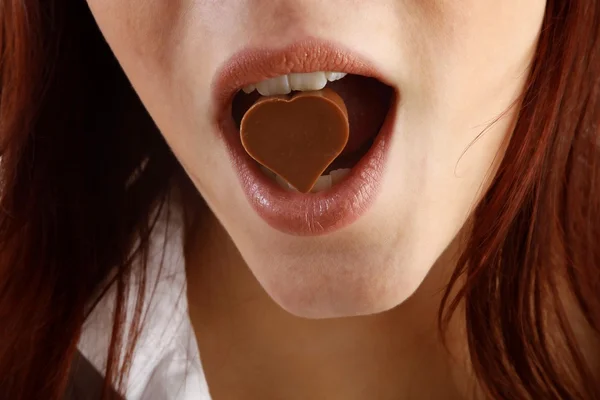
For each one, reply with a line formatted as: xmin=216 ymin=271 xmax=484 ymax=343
xmin=86 ymin=0 xmax=546 ymax=398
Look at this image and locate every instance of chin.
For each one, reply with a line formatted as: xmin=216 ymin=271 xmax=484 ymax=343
xmin=244 ymin=242 xmax=424 ymax=319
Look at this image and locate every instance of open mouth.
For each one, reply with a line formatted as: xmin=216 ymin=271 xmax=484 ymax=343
xmin=231 ymin=72 xmax=394 ymax=192
xmin=213 ymin=40 xmax=398 ymax=235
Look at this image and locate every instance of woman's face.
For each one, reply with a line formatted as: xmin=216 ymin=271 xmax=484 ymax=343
xmin=87 ymin=0 xmax=545 ymax=318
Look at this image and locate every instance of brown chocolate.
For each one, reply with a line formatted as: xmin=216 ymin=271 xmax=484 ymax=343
xmin=240 ymin=88 xmax=349 ymax=193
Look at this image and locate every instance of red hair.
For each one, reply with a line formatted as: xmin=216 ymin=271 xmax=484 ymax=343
xmin=0 ymin=0 xmax=598 ymax=399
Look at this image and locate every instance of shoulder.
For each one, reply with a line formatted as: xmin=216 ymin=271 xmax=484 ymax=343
xmin=77 ymin=206 xmax=211 ymax=399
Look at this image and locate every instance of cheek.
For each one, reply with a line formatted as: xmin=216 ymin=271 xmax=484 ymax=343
xmin=86 ymin=0 xmax=221 ymax=175
xmin=410 ymin=0 xmax=546 ymax=50
xmin=86 ymin=0 xmax=185 ymax=60
xmin=401 ymin=0 xmax=545 ymax=109
xmin=85 ymin=0 xmax=186 ymax=121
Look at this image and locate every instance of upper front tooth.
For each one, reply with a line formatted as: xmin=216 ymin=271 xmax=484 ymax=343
xmin=242 ymin=84 xmax=256 ymax=94
xmin=288 ymin=72 xmax=327 ymax=92
xmin=244 ymin=71 xmax=348 ymax=95
xmin=325 ymin=72 xmax=347 ymax=82
xmin=256 ymin=75 xmax=291 ymax=96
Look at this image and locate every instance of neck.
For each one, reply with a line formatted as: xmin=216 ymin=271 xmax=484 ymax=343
xmin=185 ymin=210 xmax=475 ymax=400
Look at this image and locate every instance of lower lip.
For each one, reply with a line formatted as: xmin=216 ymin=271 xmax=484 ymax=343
xmin=219 ymin=96 xmax=398 ymax=236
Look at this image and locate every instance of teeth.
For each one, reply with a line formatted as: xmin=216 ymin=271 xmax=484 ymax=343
xmin=242 ymin=84 xmax=256 ymax=94
xmin=242 ymin=71 xmax=348 ymax=96
xmin=330 ymin=168 xmax=351 ymax=184
xmin=310 ymin=174 xmax=332 ymax=193
xmin=263 ymin=167 xmax=352 ymax=192
xmin=265 ymin=169 xmax=352 ymax=193
xmin=325 ymin=72 xmax=347 ymax=82
xmin=288 ymin=72 xmax=327 ymax=92
xmin=256 ymin=75 xmax=291 ymax=96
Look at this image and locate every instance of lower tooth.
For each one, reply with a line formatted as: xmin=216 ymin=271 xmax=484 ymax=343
xmin=330 ymin=168 xmax=351 ymax=184
xmin=310 ymin=174 xmax=332 ymax=193
xmin=270 ymin=168 xmax=351 ymax=192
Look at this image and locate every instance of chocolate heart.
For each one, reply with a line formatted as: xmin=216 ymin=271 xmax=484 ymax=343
xmin=240 ymin=88 xmax=349 ymax=193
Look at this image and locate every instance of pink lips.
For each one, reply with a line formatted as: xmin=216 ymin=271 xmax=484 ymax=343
xmin=212 ymin=39 xmax=397 ymax=236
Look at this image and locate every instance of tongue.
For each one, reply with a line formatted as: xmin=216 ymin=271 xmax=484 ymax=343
xmin=327 ymin=75 xmax=393 ymax=155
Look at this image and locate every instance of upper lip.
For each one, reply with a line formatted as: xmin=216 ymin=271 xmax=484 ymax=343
xmin=211 ymin=38 xmax=393 ymax=125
